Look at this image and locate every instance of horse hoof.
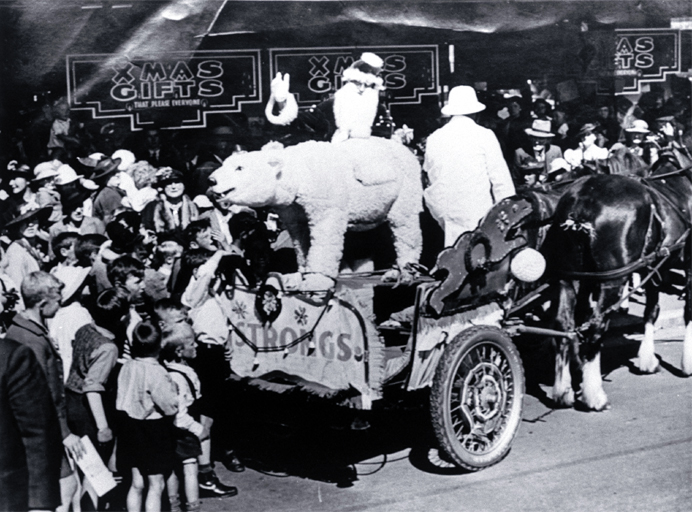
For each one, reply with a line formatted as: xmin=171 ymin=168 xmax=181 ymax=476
xmin=552 ymin=390 xmax=575 ymax=409
xmin=639 ymin=359 xmax=661 ymax=375
xmin=575 ymin=398 xmax=611 ymax=412
xmin=638 ymin=362 xmax=661 ymax=375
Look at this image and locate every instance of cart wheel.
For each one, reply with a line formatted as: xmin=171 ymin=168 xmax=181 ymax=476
xmin=430 ymin=325 xmax=524 ymax=471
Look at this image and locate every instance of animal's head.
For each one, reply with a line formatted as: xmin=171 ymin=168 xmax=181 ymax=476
xmin=208 ymin=146 xmax=289 ymax=207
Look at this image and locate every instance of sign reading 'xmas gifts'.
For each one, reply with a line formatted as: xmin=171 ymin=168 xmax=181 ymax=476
xmin=67 ymin=50 xmax=262 ymax=130
xmin=614 ymin=29 xmax=680 ymax=93
xmin=268 ymin=45 xmax=440 ymax=108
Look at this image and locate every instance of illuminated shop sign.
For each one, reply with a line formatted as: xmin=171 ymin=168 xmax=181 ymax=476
xmin=269 ymin=45 xmax=440 ymax=108
xmin=67 ymin=50 xmax=262 ymax=130
xmin=614 ymin=29 xmax=680 ymax=93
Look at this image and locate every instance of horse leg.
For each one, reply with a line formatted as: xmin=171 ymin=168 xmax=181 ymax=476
xmin=552 ymin=280 xmax=577 ymax=408
xmin=578 ymin=282 xmax=623 ymax=411
xmin=638 ymin=283 xmax=661 ymax=373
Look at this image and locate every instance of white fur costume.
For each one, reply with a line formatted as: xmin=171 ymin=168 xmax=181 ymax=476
xmin=209 ymin=138 xmax=423 ymax=288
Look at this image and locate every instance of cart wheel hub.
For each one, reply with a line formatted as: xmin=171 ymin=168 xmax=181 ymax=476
xmin=467 ymin=365 xmax=504 ymax=422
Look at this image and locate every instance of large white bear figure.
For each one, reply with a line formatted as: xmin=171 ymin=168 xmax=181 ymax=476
xmin=209 ymin=137 xmax=423 ymax=289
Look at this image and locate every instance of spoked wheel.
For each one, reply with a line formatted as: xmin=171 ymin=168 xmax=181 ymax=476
xmin=429 ymin=326 xmax=525 ymax=471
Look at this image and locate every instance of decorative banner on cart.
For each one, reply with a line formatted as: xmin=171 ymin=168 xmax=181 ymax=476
xmin=268 ymin=45 xmax=439 ymax=108
xmin=219 ymin=286 xmax=378 ymax=398
xmin=614 ymin=29 xmax=680 ymax=93
xmin=66 ymin=50 xmax=262 ymax=130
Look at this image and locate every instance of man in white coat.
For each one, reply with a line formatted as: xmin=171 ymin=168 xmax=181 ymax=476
xmin=424 ymin=86 xmax=516 ymax=246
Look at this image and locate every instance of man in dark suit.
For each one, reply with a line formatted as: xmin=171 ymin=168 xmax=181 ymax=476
xmin=6 ymin=271 xmax=86 ymax=512
xmin=0 ymin=338 xmax=63 ymax=511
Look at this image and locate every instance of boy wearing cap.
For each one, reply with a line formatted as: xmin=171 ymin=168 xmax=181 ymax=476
xmin=424 ymin=85 xmax=515 ymax=246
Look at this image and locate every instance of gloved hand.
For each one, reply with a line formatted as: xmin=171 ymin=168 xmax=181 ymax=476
xmin=271 ymin=72 xmax=291 ymax=103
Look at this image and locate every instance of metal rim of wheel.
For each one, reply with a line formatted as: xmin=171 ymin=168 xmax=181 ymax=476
xmin=430 ymin=326 xmax=524 ymax=471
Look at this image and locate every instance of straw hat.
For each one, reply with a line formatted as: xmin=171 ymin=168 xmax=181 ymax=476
xmin=625 ymin=119 xmax=650 ymax=134
xmin=441 ymin=86 xmax=486 ymax=116
xmin=52 ymin=265 xmax=91 ymax=303
xmin=525 ymin=119 xmax=555 ymax=138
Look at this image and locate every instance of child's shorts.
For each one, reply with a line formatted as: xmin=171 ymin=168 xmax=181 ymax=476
xmin=117 ymin=415 xmax=175 ymax=475
xmin=175 ymin=428 xmax=202 ymax=461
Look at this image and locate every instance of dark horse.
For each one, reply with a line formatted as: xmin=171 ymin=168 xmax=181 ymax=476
xmin=541 ymin=146 xmax=692 ymax=411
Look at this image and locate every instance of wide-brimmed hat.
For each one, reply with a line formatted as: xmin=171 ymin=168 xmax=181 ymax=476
xmin=525 ymin=119 xmax=555 ymax=138
xmin=59 ymin=183 xmax=93 ymax=213
xmin=90 ymin=157 xmax=122 ymax=184
xmin=33 ymin=161 xmax=61 ymax=180
xmin=112 ymin=149 xmax=136 ymax=171
xmin=52 ymin=265 xmax=91 ymax=303
xmin=6 ymin=161 xmax=33 ymax=180
xmin=77 ymin=152 xmax=107 ymax=168
xmin=578 ymin=123 xmax=598 ymax=138
xmin=155 ymin=167 xmax=184 ymax=187
xmin=441 ymin=86 xmax=486 ymax=116
xmin=55 ymin=164 xmax=99 ymax=191
xmin=625 ymin=119 xmax=650 ymax=134
xmin=5 ymin=206 xmax=52 ymax=230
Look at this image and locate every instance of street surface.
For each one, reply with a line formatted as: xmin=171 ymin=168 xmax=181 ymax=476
xmin=204 ymin=294 xmax=692 ymax=512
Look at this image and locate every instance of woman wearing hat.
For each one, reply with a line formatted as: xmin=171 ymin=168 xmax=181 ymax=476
xmin=564 ymin=123 xmax=609 ymax=170
xmin=91 ymin=157 xmax=125 ymax=225
xmin=1 ymin=161 xmax=36 ymax=226
xmin=31 ymin=162 xmax=62 ymax=224
xmin=0 ymin=207 xmax=52 ymax=290
xmin=142 ymin=167 xmax=198 ymax=238
xmin=424 ymin=85 xmax=515 ymax=246
xmin=513 ymin=119 xmax=563 ymax=187
xmin=49 ymin=182 xmax=106 ymax=241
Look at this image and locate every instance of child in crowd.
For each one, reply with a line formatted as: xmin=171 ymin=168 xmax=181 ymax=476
xmin=144 ymin=239 xmax=183 ymax=303
xmin=49 ymin=263 xmax=93 ymax=380
xmin=116 ymin=320 xmax=178 ymax=512
xmin=154 ymin=297 xmax=190 ymax=329
xmin=107 ymin=255 xmax=147 ymax=358
xmin=49 ymin=231 xmax=79 ymax=271
xmin=65 ymin=288 xmax=127 ymax=509
xmin=186 ymin=253 xmax=247 ymax=483
xmin=161 ymin=322 xmax=216 ymax=512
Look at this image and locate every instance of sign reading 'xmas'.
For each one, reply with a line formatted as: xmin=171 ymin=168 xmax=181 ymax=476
xmin=269 ymin=45 xmax=439 ymax=108
xmin=614 ymin=30 xmax=680 ymax=93
xmin=67 ymin=50 xmax=262 ymax=130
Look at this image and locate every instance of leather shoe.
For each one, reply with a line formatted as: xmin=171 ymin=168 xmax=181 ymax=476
xmin=222 ymin=451 xmax=245 ymax=472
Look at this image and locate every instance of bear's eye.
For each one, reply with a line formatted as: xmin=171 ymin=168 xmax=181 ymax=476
xmin=235 ymin=166 xmax=244 ymax=172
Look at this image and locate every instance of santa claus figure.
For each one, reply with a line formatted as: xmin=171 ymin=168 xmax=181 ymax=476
xmin=265 ymin=52 xmax=387 ymax=144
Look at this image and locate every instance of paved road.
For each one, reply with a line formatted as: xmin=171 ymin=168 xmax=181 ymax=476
xmin=204 ymin=299 xmax=692 ymax=512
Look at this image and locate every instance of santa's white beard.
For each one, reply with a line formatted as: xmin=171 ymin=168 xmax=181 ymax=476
xmin=332 ymin=82 xmax=380 ymax=143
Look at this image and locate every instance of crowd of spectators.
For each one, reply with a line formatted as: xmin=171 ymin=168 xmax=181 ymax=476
xmin=0 ymin=81 xmax=690 ymax=511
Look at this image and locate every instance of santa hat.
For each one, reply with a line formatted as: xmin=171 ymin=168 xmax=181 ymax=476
xmin=342 ymin=53 xmax=385 ymax=89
